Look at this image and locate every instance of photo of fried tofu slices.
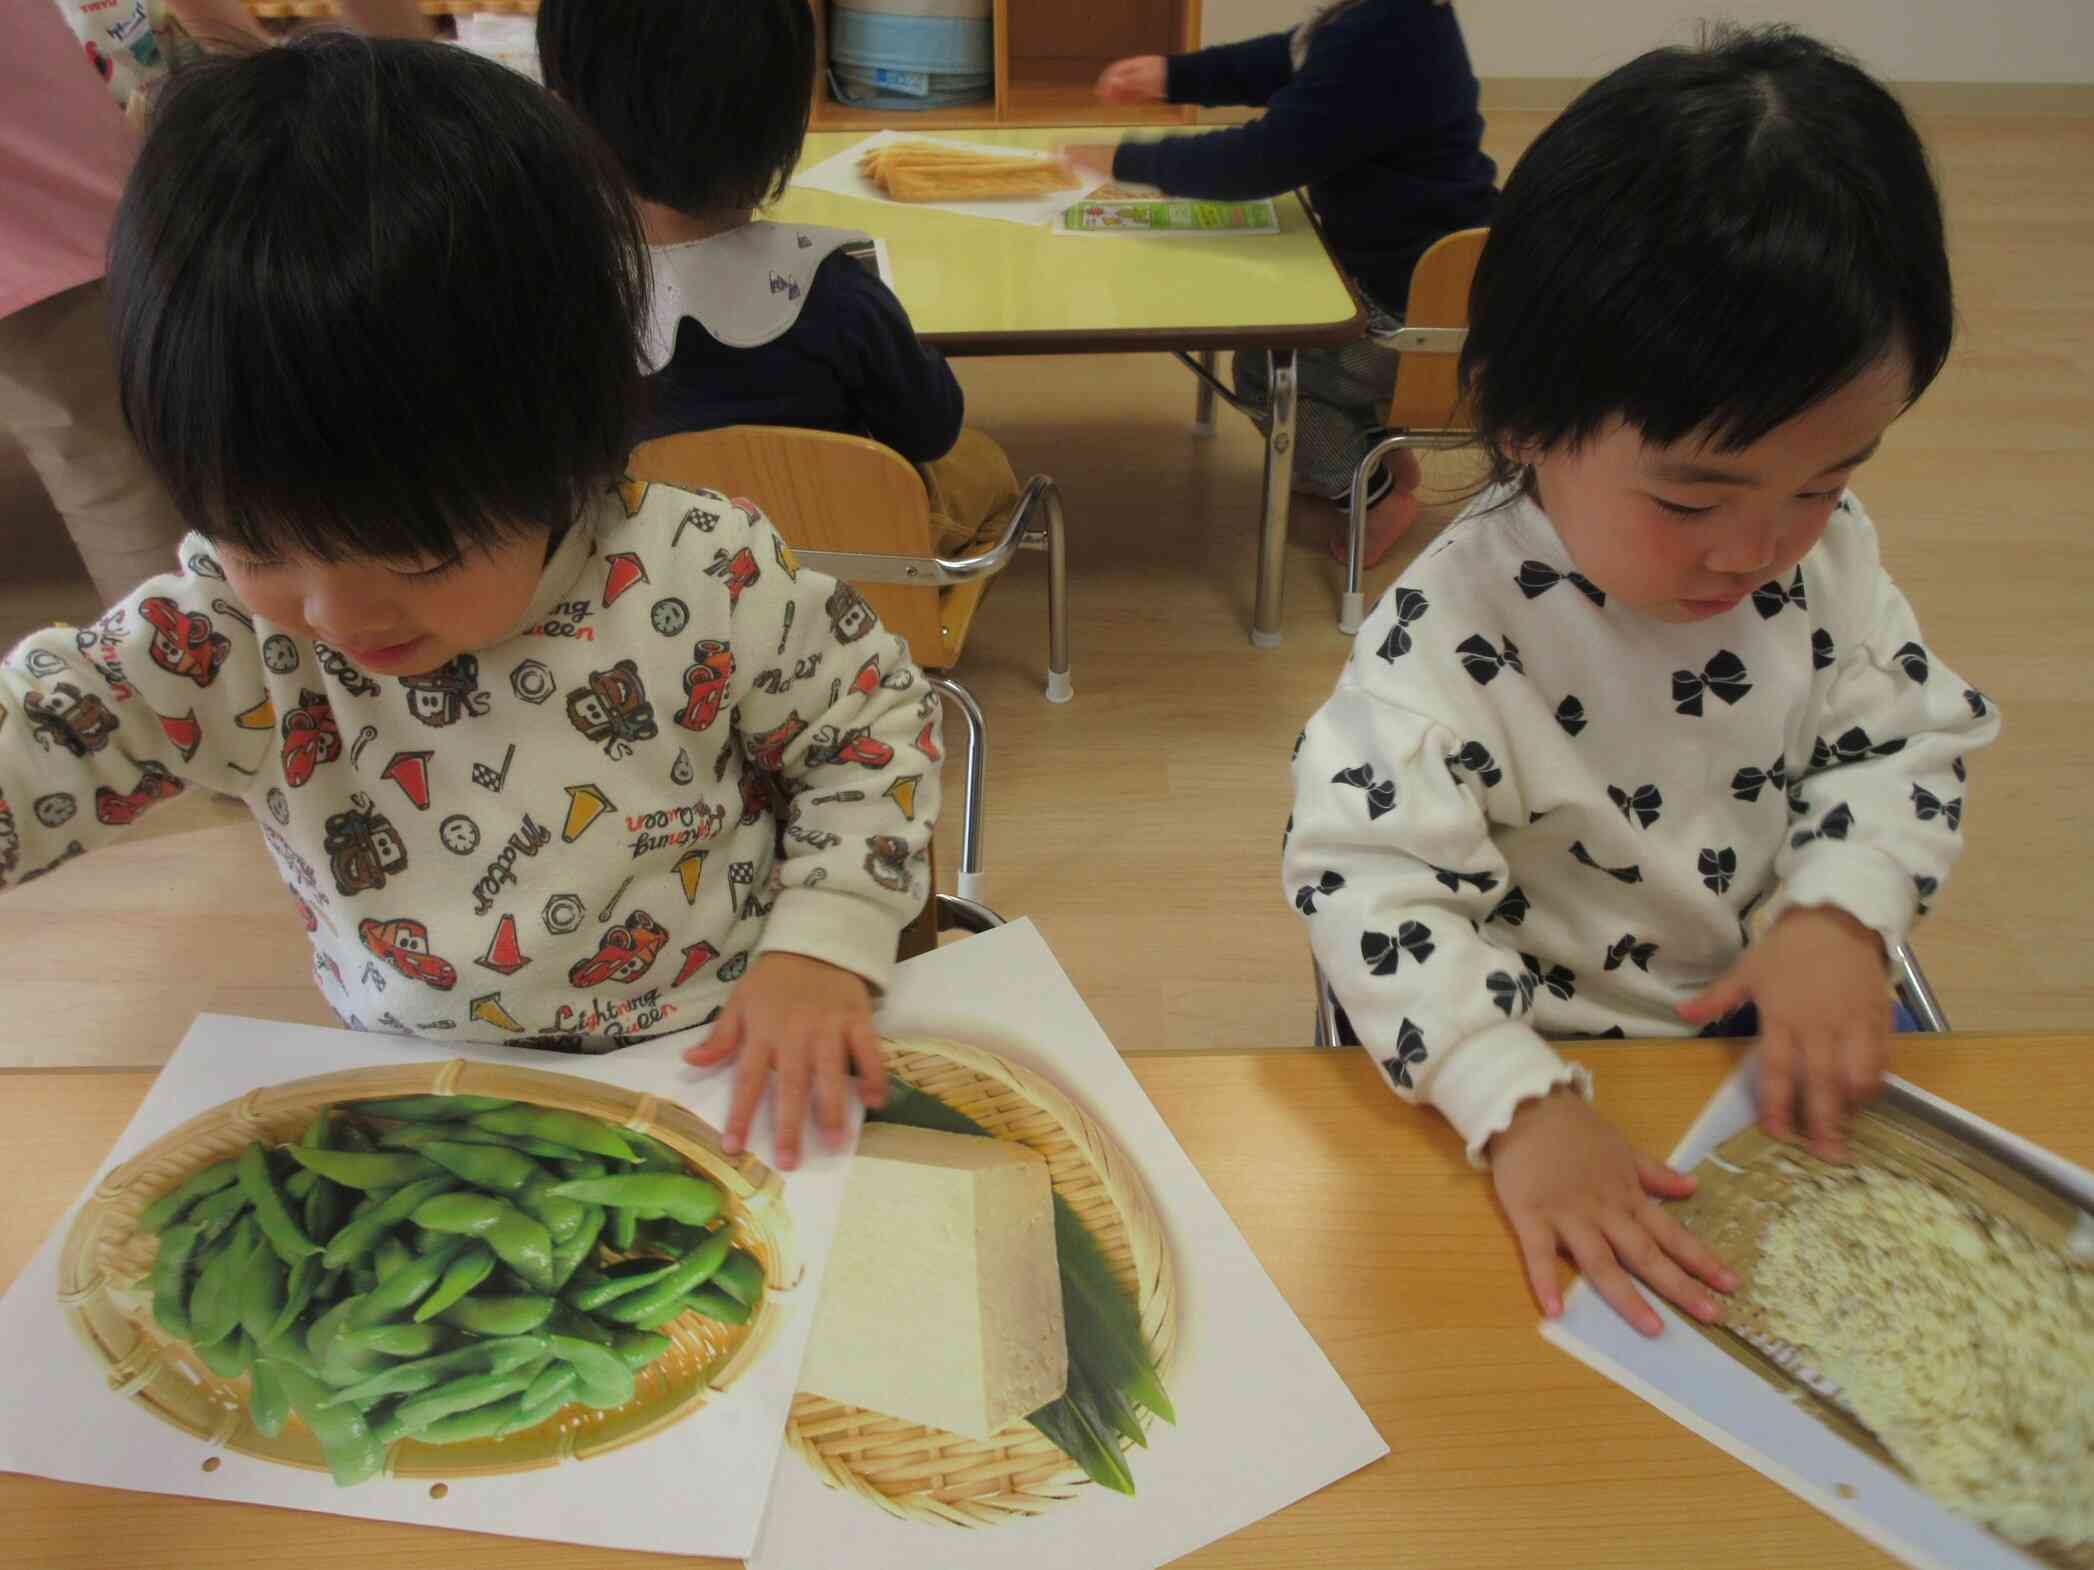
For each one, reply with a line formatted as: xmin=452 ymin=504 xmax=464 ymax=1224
xmin=858 ymin=139 xmax=1081 ymax=203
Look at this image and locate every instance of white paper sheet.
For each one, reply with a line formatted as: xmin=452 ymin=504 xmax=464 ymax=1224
xmin=451 ymin=14 xmax=541 ymax=83
xmin=788 ymin=131 xmax=1107 ymax=228
xmin=750 ymin=919 xmax=1390 ymax=1570
xmin=1539 ymin=1058 xmax=2094 ymax=1570
xmin=0 ymin=1014 xmax=857 ymax=1560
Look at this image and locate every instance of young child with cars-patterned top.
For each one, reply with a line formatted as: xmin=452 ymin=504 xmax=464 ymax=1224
xmin=0 ymin=35 xmax=939 ymax=1170
xmin=1284 ymin=30 xmax=1999 ymax=1336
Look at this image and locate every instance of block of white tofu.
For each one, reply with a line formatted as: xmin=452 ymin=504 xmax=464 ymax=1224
xmin=799 ymin=1123 xmax=1068 ymax=1440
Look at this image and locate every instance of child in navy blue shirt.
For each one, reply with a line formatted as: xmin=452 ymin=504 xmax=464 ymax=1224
xmin=1073 ymin=0 xmax=1497 ymax=567
xmin=537 ymin=0 xmax=1019 ymax=555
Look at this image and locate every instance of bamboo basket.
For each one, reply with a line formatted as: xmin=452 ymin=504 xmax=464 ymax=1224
xmin=784 ymin=1035 xmax=1178 ymax=1527
xmin=59 ymin=1058 xmax=797 ymax=1481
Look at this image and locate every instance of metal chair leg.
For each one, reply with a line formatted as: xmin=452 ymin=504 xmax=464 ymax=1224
xmin=1890 ymin=941 xmax=1950 ymax=1032
xmin=1251 ymin=350 xmax=1298 ymax=649
xmin=924 ymin=672 xmax=986 ymax=904
xmin=935 ymin=893 xmax=1005 ymax=934
xmin=1022 ymin=479 xmax=1073 ymax=704
xmin=1312 ymin=958 xmax=1344 ymax=1049
xmin=1192 ymin=349 xmax=1219 ymax=435
xmin=1340 ymin=429 xmax=1472 ymax=635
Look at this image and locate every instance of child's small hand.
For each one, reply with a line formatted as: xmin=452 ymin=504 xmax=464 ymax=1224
xmin=1060 ymin=142 xmax=1119 ymax=178
xmin=1094 ymin=54 xmax=1167 ymax=104
xmin=1489 ymin=1089 xmax=1736 ymax=1337
xmin=681 ymin=952 xmax=886 ymax=1170
xmin=1677 ymin=905 xmax=1891 ymax=1162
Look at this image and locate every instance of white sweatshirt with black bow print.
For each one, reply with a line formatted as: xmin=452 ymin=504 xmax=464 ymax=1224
xmin=1284 ymin=488 xmax=1999 ymax=1162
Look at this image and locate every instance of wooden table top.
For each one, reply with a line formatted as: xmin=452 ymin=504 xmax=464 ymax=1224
xmin=775 ymin=128 xmax=1365 ymax=357
xmin=4 ymin=1032 xmax=2085 ymax=1568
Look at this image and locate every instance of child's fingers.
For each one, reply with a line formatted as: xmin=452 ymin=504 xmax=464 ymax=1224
xmin=684 ymin=1011 xmax=743 ymax=1067
xmin=1559 ymin=1216 xmax=1663 ymax=1337
xmin=1600 ymin=1212 xmax=1720 ymax=1323
xmin=721 ymin=1038 xmax=773 ymax=1158
xmin=847 ymin=1022 xmax=887 ymax=1107
xmin=1804 ymin=1036 xmax=1850 ymax=1162
xmin=771 ymin=1031 xmax=816 ymax=1171
xmin=1640 ymin=1200 xmax=1739 ymax=1294
xmin=1508 ymin=1214 xmax=1565 ymax=1318
xmin=1757 ymin=1024 xmax=1799 ymax=1144
xmin=811 ymin=1033 xmax=849 ymax=1151
xmin=1633 ymin=1153 xmax=1697 ymax=1200
xmin=1676 ymin=969 xmax=1749 ymax=1024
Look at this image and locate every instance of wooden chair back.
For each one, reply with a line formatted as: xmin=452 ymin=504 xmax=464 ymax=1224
xmin=628 ymin=427 xmax=950 ymax=662
xmin=1385 ymin=226 xmax=1488 ymax=433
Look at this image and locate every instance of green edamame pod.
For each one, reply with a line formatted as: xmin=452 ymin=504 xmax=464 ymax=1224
xmin=546 ymin=1333 xmax=635 ymax=1410
xmin=623 ymin=1295 xmax=694 ymax=1332
xmin=238 ymin=1240 xmax=287 ymax=1344
xmin=248 ymin=1357 xmax=291 ymax=1439
xmin=548 ymin=1203 xmax=605 ymax=1290
xmin=412 ymin=1241 xmax=495 ymax=1323
xmin=711 ymin=1249 xmax=765 ymax=1308
xmin=350 ymin=1265 xmax=378 ymax=1296
xmin=365 ymin=1399 xmax=410 ymax=1447
xmin=351 ymin=1238 xmax=466 ymax=1327
xmin=150 ymin=1221 xmax=206 ymax=1339
xmin=235 ymin=1143 xmax=318 ymax=1264
xmin=341 ymin=1321 xmax=453 ymax=1357
xmin=557 ymin=1157 xmax=610 ymax=1181
xmin=373 ymin=1235 xmax=413 ymax=1284
xmin=469 ymin=1106 xmax=634 ymax=1162
xmin=137 ymin=1157 xmax=240 ymax=1234
xmin=412 ymin=1193 xmax=555 ymax=1291
xmin=684 ymin=1285 xmax=752 ymax=1326
xmin=284 ymin=1168 xmax=317 ymax=1202
xmin=352 ymin=1094 xmax=515 ymax=1122
xmin=413 ymin=1391 xmax=534 ymax=1445
xmin=264 ymin=1359 xmax=387 ymax=1487
xmin=545 ymin=1302 xmax=615 ymax=1348
xmin=516 ymin=1173 xmax=585 ymax=1243
xmin=307 ymin=1296 xmax=389 ymax=1387
xmin=565 ymin=1261 xmax=676 ymax=1313
xmin=195 ymin=1328 xmax=254 ymax=1378
xmin=189 ymin=1217 xmax=260 ymax=1348
xmin=547 ymin=1172 xmax=721 ymax=1227
xmin=286 ymin=1148 xmax=441 ymax=1190
xmin=255 ymin=1325 xmax=322 ymax=1380
xmin=320 ymin=1334 xmax=550 ymax=1408
xmin=187 ymin=1181 xmax=253 ymax=1244
xmin=435 ymin=1293 xmax=554 ymax=1336
xmin=262 ymin=1255 xmax=321 ymax=1345
xmin=501 ymin=1387 xmax=574 ymax=1436
xmin=635 ymin=1217 xmax=711 ymax=1257
xmin=382 ymin=1123 xmax=581 ymax=1162
xmin=391 ymin=1367 xmax=542 ymax=1434
xmin=608 ymin=1205 xmax=638 ymax=1253
xmin=617 ymin=1129 xmax=689 ymax=1173
xmin=607 ymin=1329 xmax=673 ymax=1371
xmin=302 ymin=1176 xmax=345 ymax=1247
xmin=321 ymin=1175 xmax=458 ymax=1269
xmin=520 ymin=1360 xmax=578 ymax=1412
xmin=599 ymin=1229 xmax=731 ymax=1325
xmin=419 ymin=1140 xmax=541 ymax=1194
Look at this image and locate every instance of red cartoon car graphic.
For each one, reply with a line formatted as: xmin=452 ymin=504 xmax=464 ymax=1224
xmin=807 ymin=724 xmax=894 ymax=770
xmin=280 ymin=688 xmax=341 ymax=786
xmin=706 ymin=547 xmax=760 ymax=606
xmin=94 ymin=763 xmax=185 ymax=826
xmin=567 ymin=910 xmax=668 ymax=989
xmin=139 ymin=597 xmax=231 ymax=688
xmin=359 ymin=917 xmax=458 ymax=990
xmin=746 ymin=712 xmax=807 ymax=774
xmin=676 ymin=640 xmax=735 ymax=733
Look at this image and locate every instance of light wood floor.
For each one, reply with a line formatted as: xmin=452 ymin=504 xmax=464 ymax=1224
xmin=2 ymin=111 xmax=2088 ymax=1063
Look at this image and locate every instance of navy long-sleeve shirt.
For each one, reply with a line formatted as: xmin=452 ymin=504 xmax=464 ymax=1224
xmin=640 ymin=253 xmax=965 ymax=464
xmin=1112 ymin=0 xmax=1497 ymax=309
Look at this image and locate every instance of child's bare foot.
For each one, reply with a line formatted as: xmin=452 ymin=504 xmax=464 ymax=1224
xmin=1327 ymin=485 xmax=1421 ymax=569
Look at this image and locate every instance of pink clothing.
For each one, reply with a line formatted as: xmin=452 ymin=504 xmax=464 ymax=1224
xmin=1 ymin=0 xmax=140 ymax=317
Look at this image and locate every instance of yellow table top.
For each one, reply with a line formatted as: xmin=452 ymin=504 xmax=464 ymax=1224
xmin=773 ymin=128 xmax=1364 ymax=355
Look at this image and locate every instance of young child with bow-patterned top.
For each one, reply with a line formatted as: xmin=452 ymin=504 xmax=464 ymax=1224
xmin=1285 ymin=28 xmax=1999 ymax=1336
xmin=0 ymin=34 xmax=941 ymax=1171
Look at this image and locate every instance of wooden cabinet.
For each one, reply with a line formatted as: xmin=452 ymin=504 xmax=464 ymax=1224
xmin=239 ymin=1 xmax=1203 ymax=130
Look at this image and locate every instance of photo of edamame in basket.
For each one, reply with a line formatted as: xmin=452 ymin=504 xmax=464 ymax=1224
xmin=60 ymin=1061 xmax=796 ymax=1486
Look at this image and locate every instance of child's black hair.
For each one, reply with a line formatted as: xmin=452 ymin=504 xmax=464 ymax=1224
xmin=108 ymin=32 xmax=649 ymax=564
xmin=536 ymin=0 xmax=815 ymax=218
xmin=1460 ymin=27 xmax=1953 ymax=485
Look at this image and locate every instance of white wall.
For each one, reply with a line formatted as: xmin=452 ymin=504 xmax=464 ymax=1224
xmin=1200 ymin=1 xmax=2094 ymax=84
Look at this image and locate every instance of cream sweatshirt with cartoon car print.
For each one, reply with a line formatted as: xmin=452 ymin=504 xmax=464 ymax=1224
xmin=1285 ymin=488 xmax=1999 ymax=1162
xmin=0 ymin=478 xmax=941 ymax=1050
